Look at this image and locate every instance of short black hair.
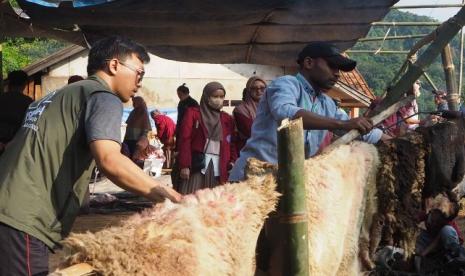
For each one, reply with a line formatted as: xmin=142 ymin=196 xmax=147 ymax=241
xmin=177 ymin=83 xmax=189 ymax=95
xmin=7 ymin=70 xmax=28 ymax=87
xmin=87 ymin=36 xmax=150 ymax=76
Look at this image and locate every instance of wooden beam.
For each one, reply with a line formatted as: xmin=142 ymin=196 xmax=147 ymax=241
xmin=277 ymin=118 xmax=308 ymax=276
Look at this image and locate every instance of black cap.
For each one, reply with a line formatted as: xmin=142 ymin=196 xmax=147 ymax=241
xmin=297 ymin=42 xmax=356 ymax=72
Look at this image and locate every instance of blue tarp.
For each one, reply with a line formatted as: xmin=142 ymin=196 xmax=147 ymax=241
xmin=25 ymin=0 xmax=113 ymax=8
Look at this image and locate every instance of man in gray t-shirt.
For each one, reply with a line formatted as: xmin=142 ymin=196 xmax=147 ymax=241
xmin=0 ymin=36 xmax=182 ymax=276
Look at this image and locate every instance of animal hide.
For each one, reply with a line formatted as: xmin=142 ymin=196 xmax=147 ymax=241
xmin=367 ymin=119 xmax=465 ymax=266
xmin=60 ymin=168 xmax=279 ymax=276
xmin=304 ymin=141 xmax=380 ymax=275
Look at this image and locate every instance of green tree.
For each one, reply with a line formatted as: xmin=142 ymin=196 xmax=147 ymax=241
xmin=2 ymin=37 xmax=68 ymax=78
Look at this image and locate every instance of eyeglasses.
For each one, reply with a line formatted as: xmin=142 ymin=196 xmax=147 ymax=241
xmin=106 ymin=59 xmax=145 ymax=84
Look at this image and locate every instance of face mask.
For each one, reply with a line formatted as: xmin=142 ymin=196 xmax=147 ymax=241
xmin=208 ymin=97 xmax=223 ymax=110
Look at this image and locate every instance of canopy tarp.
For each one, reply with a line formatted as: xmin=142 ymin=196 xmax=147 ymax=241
xmin=1 ymin=0 xmax=399 ymax=66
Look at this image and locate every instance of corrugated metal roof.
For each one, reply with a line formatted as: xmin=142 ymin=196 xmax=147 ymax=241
xmin=1 ymin=0 xmax=399 ymax=66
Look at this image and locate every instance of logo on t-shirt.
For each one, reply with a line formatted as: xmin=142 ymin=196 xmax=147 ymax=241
xmin=23 ymin=91 xmax=57 ymax=131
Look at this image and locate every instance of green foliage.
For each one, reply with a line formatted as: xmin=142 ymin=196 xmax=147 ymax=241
xmin=354 ymin=10 xmax=464 ymax=113
xmin=1 ymin=37 xmax=68 ymax=78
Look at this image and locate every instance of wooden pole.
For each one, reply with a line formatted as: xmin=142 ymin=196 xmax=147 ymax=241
xmin=277 ymin=118 xmax=308 ymax=276
xmin=441 ymin=44 xmax=459 ymax=110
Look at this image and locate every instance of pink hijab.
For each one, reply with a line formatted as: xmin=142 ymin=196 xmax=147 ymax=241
xmin=234 ymin=76 xmax=266 ymax=120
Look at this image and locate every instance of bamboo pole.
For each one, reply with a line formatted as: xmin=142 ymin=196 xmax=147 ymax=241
xmin=392 ymin=4 xmax=464 ymax=9
xmin=346 ymin=50 xmax=410 ymax=54
xmin=329 ymin=6 xmax=465 ymax=148
xmin=358 ymin=34 xmax=428 ymax=42
xmin=277 ymin=118 xmax=308 ymax=276
xmin=323 ymin=96 xmax=414 ymax=153
xmin=371 ymin=22 xmax=441 ymax=26
xmin=423 ymin=72 xmax=439 ymax=92
xmin=441 ymin=44 xmax=459 ymax=110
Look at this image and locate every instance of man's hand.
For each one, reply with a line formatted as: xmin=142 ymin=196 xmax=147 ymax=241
xmin=150 ymin=185 xmax=182 ymax=203
xmin=180 ymin=168 xmax=190 ymax=180
xmin=90 ymin=140 xmax=183 ymax=203
xmin=341 ymin=117 xmax=373 ymax=134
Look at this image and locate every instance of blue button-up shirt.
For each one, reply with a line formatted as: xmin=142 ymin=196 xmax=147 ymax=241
xmin=229 ymin=73 xmax=382 ymax=181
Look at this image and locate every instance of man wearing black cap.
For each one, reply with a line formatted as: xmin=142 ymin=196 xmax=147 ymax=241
xmin=229 ymin=42 xmax=382 ymax=181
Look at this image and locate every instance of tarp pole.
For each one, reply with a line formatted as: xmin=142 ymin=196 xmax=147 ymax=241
xmin=442 ymin=44 xmax=459 ymax=110
xmin=277 ymin=118 xmax=308 ymax=276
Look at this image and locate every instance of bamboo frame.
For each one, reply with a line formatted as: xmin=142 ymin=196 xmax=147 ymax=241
xmin=375 ymin=7 xmax=465 ymax=112
xmin=330 ymin=6 xmax=465 ymax=147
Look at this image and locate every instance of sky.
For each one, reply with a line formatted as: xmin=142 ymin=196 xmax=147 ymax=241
xmin=396 ymin=0 xmax=463 ymax=21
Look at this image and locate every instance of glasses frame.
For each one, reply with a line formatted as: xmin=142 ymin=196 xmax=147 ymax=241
xmin=106 ymin=58 xmax=145 ymax=84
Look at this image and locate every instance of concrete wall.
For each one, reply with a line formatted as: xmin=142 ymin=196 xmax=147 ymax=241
xmin=42 ymin=50 xmax=291 ymax=113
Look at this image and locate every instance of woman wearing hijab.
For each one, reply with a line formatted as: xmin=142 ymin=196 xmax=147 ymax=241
xmin=233 ymin=76 xmax=266 ymax=156
xmin=176 ymin=82 xmax=237 ymax=194
xmin=123 ymin=96 xmax=152 ymax=162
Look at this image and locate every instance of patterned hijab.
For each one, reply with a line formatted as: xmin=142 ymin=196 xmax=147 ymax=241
xmin=234 ymin=76 xmax=266 ymax=119
xmin=200 ymin=82 xmax=225 ymax=141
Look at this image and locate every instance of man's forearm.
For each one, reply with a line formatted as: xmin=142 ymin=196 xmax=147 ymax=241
xmin=294 ymin=109 xmax=344 ymax=130
xmin=97 ymin=151 xmax=178 ymax=202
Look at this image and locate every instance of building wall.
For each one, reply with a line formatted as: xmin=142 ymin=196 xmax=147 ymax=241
xmin=41 ymin=50 xmax=291 ymax=112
